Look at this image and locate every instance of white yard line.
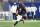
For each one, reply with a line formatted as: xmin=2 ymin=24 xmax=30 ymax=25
xmin=0 ymin=21 xmax=40 ymax=22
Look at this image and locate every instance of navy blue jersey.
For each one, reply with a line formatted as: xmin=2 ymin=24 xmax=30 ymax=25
xmin=17 ymin=5 xmax=26 ymax=15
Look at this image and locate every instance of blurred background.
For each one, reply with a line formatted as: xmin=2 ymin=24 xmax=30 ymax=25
xmin=0 ymin=0 xmax=40 ymax=20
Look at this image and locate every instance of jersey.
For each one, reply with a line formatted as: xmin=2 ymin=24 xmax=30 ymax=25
xmin=31 ymin=6 xmax=37 ymax=15
xmin=10 ymin=5 xmax=17 ymax=13
xmin=17 ymin=5 xmax=26 ymax=15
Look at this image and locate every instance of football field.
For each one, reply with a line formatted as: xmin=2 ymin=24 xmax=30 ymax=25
xmin=0 ymin=20 xmax=40 ymax=27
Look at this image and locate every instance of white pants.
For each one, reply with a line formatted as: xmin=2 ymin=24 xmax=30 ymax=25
xmin=17 ymin=15 xmax=22 ymax=21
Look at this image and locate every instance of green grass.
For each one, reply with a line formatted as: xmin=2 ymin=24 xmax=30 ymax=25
xmin=0 ymin=22 xmax=40 ymax=27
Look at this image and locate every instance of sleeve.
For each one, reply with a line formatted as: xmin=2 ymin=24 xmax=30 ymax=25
xmin=30 ymin=7 xmax=32 ymax=12
xmin=35 ymin=7 xmax=37 ymax=11
xmin=16 ymin=6 xmax=19 ymax=12
xmin=24 ymin=7 xmax=26 ymax=13
xmin=30 ymin=7 xmax=31 ymax=12
xmin=17 ymin=6 xmax=19 ymax=10
xmin=10 ymin=6 xmax=13 ymax=13
xmin=39 ymin=7 xmax=40 ymax=9
xmin=23 ymin=7 xmax=26 ymax=14
xmin=25 ymin=7 xmax=27 ymax=12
